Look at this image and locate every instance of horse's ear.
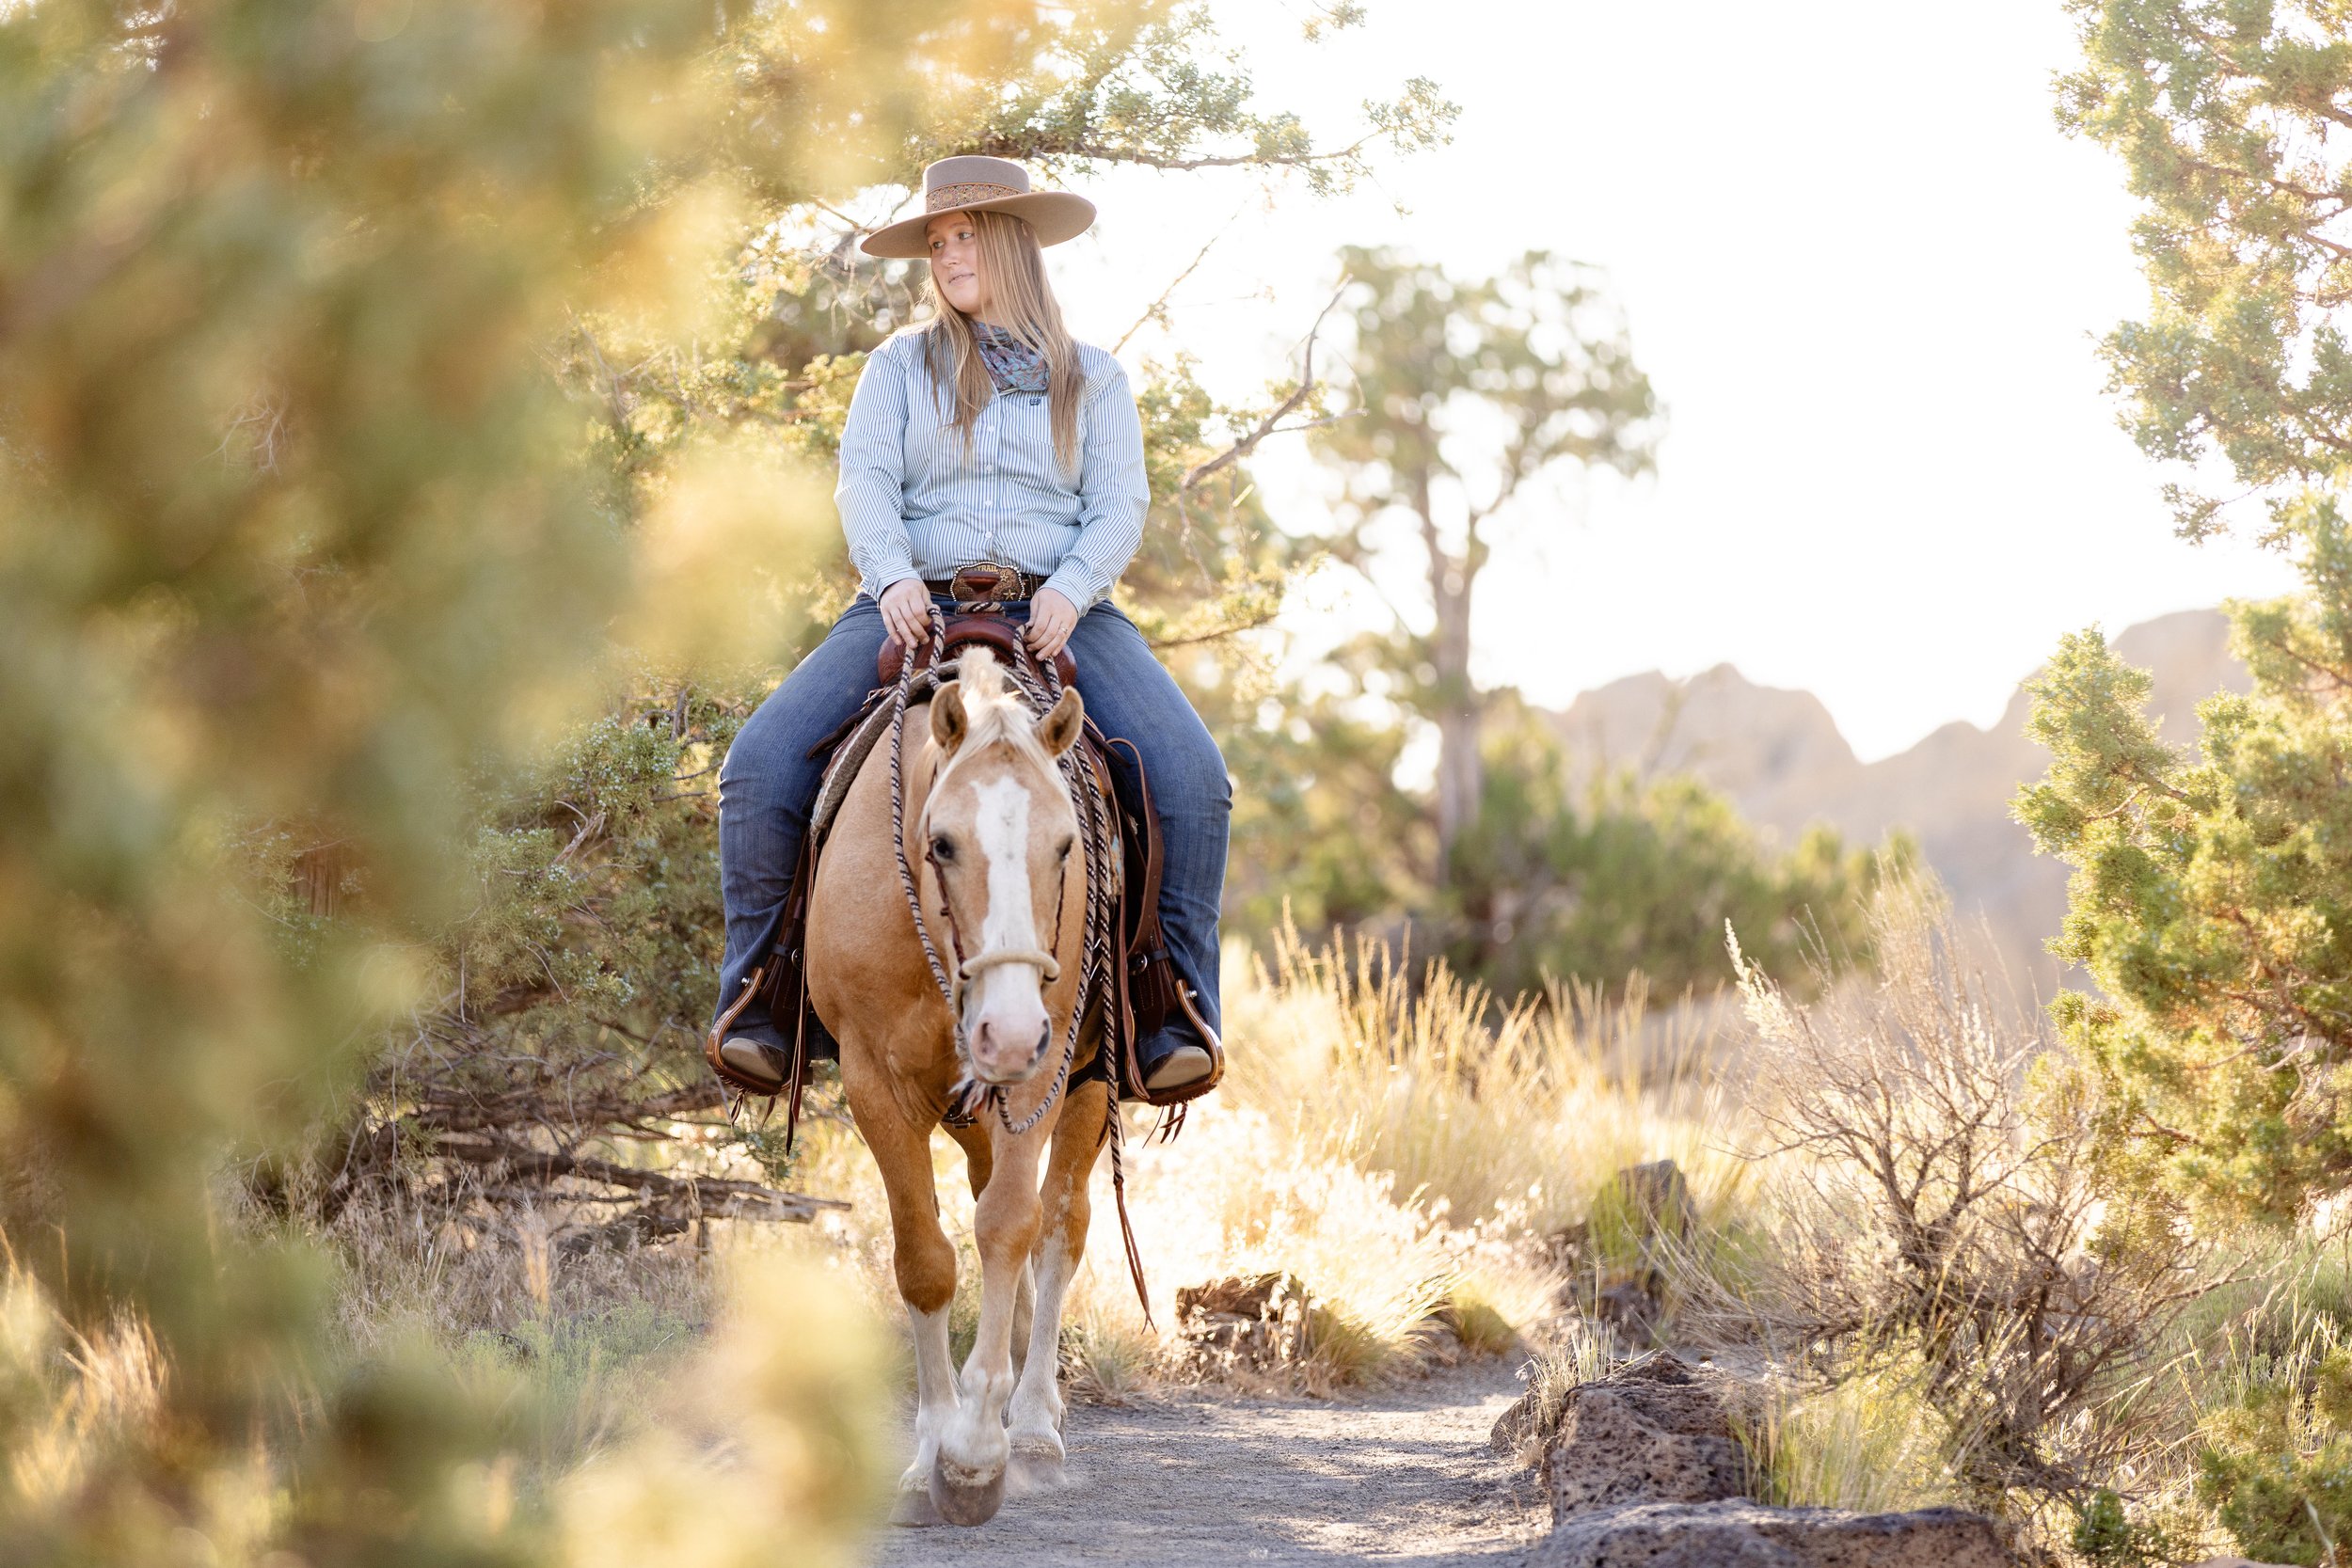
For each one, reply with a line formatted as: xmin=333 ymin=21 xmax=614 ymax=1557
xmin=931 ymin=681 xmax=967 ymax=752
xmin=1034 ymin=687 xmax=1083 ymax=758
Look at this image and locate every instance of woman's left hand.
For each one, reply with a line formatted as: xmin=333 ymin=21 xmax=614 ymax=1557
xmin=1025 ymin=588 xmax=1081 ymax=660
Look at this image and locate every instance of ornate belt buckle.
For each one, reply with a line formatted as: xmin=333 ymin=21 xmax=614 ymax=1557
xmin=949 ymin=561 xmax=1024 ymax=606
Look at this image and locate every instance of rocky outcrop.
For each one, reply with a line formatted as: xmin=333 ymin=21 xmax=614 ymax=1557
xmin=1173 ymin=1272 xmax=1311 ymax=1374
xmin=1543 ymin=607 xmax=2252 ymax=990
xmin=1540 ymin=1353 xmax=1752 ymax=1518
xmin=1542 ymin=1160 xmax=1698 ymax=1351
xmin=1499 ymin=1353 xmax=2020 ymax=1568
xmin=1532 ymin=1497 xmax=2018 ymax=1568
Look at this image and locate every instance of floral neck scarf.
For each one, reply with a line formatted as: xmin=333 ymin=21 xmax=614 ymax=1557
xmin=970 ymin=319 xmax=1050 ymax=396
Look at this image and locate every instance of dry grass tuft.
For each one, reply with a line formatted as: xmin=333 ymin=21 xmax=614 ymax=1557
xmin=1232 ymin=924 xmax=1745 ymax=1241
xmin=1702 ymin=876 xmax=2209 ymax=1507
xmin=0 ymin=1259 xmax=169 ymax=1521
xmin=1737 ymin=1358 xmax=1960 ymax=1514
xmin=1495 ymin=1318 xmax=1629 ymax=1465
xmin=778 ymin=927 xmax=1746 ymax=1396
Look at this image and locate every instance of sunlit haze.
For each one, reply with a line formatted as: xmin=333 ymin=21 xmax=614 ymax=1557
xmin=973 ymin=0 xmax=2305 ymax=762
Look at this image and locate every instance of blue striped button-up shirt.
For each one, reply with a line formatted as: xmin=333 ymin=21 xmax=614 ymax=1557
xmin=835 ymin=328 xmax=1149 ymax=608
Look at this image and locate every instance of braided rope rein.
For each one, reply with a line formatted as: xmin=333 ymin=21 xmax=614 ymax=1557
xmin=886 ymin=607 xmax=1116 ymax=1138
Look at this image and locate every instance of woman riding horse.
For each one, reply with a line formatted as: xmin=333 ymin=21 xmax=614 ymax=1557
xmin=712 ymin=154 xmax=1230 ymax=1098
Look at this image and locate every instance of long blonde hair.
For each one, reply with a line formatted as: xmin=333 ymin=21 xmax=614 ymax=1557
xmin=917 ymin=210 xmax=1087 ymax=472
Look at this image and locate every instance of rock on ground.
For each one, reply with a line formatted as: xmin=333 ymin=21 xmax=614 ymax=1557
xmin=1172 ymin=1271 xmax=1312 ymax=1375
xmin=1535 ymin=1352 xmax=1754 ymax=1519
xmin=1501 ymin=1352 xmax=2021 ymax=1567
xmin=1532 ymin=1497 xmax=2018 ymax=1568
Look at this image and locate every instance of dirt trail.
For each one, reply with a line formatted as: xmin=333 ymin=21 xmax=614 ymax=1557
xmin=863 ymin=1360 xmax=1548 ymax=1568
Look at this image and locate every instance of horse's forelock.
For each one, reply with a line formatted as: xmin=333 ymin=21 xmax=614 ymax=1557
xmin=941 ymin=647 xmax=1052 ymax=776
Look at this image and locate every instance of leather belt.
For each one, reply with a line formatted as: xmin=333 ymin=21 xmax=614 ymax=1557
xmin=923 ymin=562 xmax=1042 ymax=603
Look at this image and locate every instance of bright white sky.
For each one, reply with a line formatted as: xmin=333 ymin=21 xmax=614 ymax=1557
xmin=1028 ymin=0 xmax=2303 ymax=762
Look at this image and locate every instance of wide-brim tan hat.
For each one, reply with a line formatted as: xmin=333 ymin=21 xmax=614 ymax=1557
xmin=861 ymin=155 xmax=1096 ymax=261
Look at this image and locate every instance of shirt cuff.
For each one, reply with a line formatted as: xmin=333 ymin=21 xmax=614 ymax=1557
xmin=1039 ymin=564 xmax=1104 ymax=609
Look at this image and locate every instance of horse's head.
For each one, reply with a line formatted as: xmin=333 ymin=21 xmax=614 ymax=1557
xmin=922 ymin=646 xmax=1085 ymax=1085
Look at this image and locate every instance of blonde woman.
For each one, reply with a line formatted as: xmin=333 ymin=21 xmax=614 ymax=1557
xmin=713 ymin=155 xmax=1227 ymax=1097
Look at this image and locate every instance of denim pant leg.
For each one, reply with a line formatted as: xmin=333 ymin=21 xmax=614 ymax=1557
xmin=711 ymin=597 xmax=888 ymax=1045
xmin=1064 ymin=602 xmax=1233 ymax=1035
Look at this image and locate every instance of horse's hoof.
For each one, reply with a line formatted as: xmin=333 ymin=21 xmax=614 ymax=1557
xmin=890 ymin=1484 xmax=946 ymax=1528
xmin=1008 ymin=1442 xmax=1068 ymax=1497
xmin=929 ymin=1454 xmax=1007 ymax=1527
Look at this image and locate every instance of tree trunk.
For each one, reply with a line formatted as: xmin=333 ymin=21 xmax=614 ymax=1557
xmin=1419 ymin=470 xmax=1483 ymax=874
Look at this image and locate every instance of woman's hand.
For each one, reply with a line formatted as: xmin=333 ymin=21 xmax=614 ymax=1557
xmin=880 ymin=578 xmax=933 ymax=647
xmin=1025 ymin=588 xmax=1081 ymax=659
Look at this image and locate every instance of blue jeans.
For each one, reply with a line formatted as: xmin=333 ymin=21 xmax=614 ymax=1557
xmin=712 ymin=594 xmax=1232 ymax=1055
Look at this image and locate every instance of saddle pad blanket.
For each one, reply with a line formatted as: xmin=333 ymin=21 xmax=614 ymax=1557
xmin=808 ymin=667 xmax=943 ymax=853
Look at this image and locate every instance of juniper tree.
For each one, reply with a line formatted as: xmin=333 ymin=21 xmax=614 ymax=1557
xmin=2017 ymin=0 xmax=2352 ymax=1217
xmin=1311 ymin=246 xmax=1661 ymax=870
xmin=1447 ymin=700 xmax=1897 ymax=1003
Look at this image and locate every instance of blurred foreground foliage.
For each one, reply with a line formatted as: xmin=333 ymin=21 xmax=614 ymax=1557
xmin=3 ymin=0 xmax=748 ymax=1552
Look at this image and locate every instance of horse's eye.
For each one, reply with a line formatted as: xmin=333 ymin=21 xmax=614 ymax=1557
xmin=930 ymin=835 xmax=956 ymax=863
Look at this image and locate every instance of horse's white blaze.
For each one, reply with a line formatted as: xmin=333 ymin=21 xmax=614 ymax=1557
xmin=973 ymin=775 xmax=1034 ymax=955
xmin=962 ymin=773 xmax=1050 ymax=1075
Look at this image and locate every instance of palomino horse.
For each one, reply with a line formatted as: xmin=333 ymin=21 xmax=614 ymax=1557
xmin=805 ymin=645 xmax=1109 ymax=1528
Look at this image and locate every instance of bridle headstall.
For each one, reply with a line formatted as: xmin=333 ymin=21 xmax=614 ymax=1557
xmin=885 ymin=607 xmax=1114 ymax=1138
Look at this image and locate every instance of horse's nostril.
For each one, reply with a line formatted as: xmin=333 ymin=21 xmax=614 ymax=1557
xmin=1033 ymin=1022 xmax=1052 ymax=1059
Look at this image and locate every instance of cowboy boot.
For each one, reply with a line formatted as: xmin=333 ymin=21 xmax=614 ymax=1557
xmin=716 ymin=1036 xmax=792 ymax=1094
xmin=1137 ymin=1022 xmax=1214 ymax=1092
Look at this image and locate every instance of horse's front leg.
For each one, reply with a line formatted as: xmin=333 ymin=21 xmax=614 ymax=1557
xmin=1006 ymin=1079 xmax=1107 ymax=1493
xmin=946 ymin=1119 xmax=1037 ymax=1382
xmin=932 ymin=1124 xmax=1044 ymax=1521
xmin=840 ymin=1071 xmax=966 ymax=1528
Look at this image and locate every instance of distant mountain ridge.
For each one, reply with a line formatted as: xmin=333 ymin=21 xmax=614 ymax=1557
xmin=1541 ymin=610 xmax=2251 ymax=990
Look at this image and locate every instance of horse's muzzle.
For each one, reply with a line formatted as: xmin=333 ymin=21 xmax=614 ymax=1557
xmin=969 ymin=1014 xmax=1054 ymax=1085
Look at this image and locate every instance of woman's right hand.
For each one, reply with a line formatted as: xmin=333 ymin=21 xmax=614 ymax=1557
xmin=880 ymin=578 xmax=933 ymax=647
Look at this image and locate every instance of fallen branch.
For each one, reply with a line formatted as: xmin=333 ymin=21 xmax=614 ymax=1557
xmin=431 ymin=1132 xmax=848 ymax=1224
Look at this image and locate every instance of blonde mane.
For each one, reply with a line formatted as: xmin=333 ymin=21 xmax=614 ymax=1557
xmin=937 ymin=646 xmax=1053 ymax=779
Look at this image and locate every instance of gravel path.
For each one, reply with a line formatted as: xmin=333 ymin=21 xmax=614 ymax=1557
xmin=862 ymin=1360 xmax=1548 ymax=1567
